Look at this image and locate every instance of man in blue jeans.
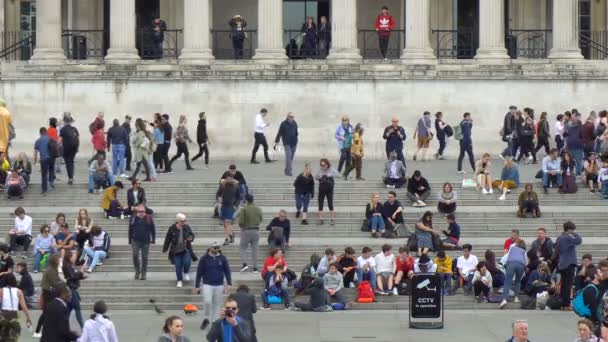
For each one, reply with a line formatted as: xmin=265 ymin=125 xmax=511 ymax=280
xmin=106 ymin=118 xmax=129 ymax=178
xmin=274 ymin=112 xmax=299 ymax=177
xmin=356 ymin=247 xmax=377 ymax=290
xmin=541 ymin=148 xmax=562 ymax=194
xmin=88 ymin=154 xmax=115 ymax=194
xmin=33 ymin=127 xmax=55 ymax=195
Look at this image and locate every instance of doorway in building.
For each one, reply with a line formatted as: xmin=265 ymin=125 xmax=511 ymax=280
xmin=283 ymin=0 xmax=330 ymax=58
xmin=135 ymin=0 xmax=160 ymax=58
xmin=456 ymin=0 xmax=479 ymax=58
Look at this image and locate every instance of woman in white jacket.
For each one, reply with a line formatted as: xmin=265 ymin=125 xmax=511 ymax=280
xmin=78 ymin=301 xmax=119 ymax=342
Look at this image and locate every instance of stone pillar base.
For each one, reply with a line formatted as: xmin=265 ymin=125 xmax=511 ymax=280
xmin=253 ymin=49 xmax=289 ymax=64
xmin=30 ymin=48 xmax=66 ymax=65
xmin=105 ymin=48 xmax=140 ymax=64
xmin=327 ymin=49 xmax=362 ymax=64
xmin=179 ymin=48 xmax=215 ymax=65
xmin=549 ymin=49 xmax=584 ymax=62
xmin=401 ymin=48 xmax=436 ymax=65
xmin=475 ymin=48 xmax=511 ymax=64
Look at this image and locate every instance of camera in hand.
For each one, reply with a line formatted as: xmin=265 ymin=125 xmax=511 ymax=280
xmin=225 ymin=308 xmax=234 ymax=318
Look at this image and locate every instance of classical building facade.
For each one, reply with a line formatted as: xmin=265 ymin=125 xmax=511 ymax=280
xmin=1 ymin=0 xmax=608 ymax=157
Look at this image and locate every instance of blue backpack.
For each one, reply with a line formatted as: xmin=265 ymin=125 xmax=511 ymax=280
xmin=573 ymin=284 xmax=601 ymax=320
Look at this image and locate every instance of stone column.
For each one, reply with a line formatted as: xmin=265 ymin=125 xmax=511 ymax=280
xmin=253 ymin=0 xmax=287 ymax=63
xmin=327 ymin=0 xmax=361 ymax=63
xmin=179 ymin=0 xmax=214 ymax=65
xmin=0 ymin=0 xmax=4 ymax=52
xmin=549 ymin=0 xmax=583 ymax=60
xmin=401 ymin=0 xmax=435 ymax=64
xmin=105 ymin=0 xmax=140 ymax=63
xmin=30 ymin=0 xmax=66 ymax=64
xmin=475 ymin=0 xmax=510 ymax=63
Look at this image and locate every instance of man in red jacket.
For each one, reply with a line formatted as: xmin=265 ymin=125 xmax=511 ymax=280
xmin=375 ymin=6 xmax=396 ymax=59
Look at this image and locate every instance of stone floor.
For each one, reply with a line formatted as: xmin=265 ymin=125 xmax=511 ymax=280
xmin=19 ymin=309 xmax=578 ymax=342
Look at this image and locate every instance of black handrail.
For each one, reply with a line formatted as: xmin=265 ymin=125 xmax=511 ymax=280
xmin=0 ymin=31 xmax=35 ymax=61
xmin=211 ymin=29 xmax=257 ymax=60
xmin=579 ymin=30 xmax=608 ymax=60
xmin=62 ymin=29 xmax=107 ymax=59
xmin=283 ymin=29 xmax=330 ymax=59
xmin=431 ymin=29 xmax=475 ymax=59
xmin=137 ymin=28 xmax=182 ymax=59
xmin=508 ymin=29 xmax=551 ymax=59
xmin=358 ymin=29 xmax=405 ymax=59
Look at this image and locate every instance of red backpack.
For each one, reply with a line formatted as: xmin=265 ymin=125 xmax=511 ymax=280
xmin=357 ymin=281 xmax=375 ymax=303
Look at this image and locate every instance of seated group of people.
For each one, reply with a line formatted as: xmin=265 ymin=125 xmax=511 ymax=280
xmin=0 ymin=151 xmax=32 ymax=200
xmin=99 ymin=178 xmax=154 ymax=219
xmin=541 ymin=148 xmax=608 ymax=197
xmin=4 ymin=206 xmax=112 ymax=275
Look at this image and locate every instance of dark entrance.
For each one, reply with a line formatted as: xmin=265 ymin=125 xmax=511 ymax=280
xmin=136 ymin=0 xmax=161 ymax=58
xmin=283 ymin=0 xmax=331 ymax=58
xmin=456 ymin=0 xmax=479 ymax=58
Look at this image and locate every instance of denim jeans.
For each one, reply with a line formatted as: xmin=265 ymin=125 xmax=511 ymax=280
xmin=284 ymin=144 xmax=297 ymax=176
xmin=439 ymin=273 xmax=452 ymax=293
xmin=88 ymin=172 xmax=115 ymax=192
xmin=457 ymin=141 xmax=475 ymax=172
xmin=131 ymin=241 xmax=150 ymax=274
xmin=602 ymin=180 xmax=608 ymax=199
xmin=295 ymin=193 xmax=311 ymax=213
xmin=569 ymin=148 xmax=584 ymax=175
xmin=239 ymin=183 xmax=249 ymax=203
xmin=356 ymin=268 xmax=377 ymax=289
xmin=463 ymin=272 xmax=475 ymax=291
xmin=112 ymin=144 xmax=126 ymax=175
xmin=83 ymin=247 xmax=107 ymax=272
xmin=33 ymin=250 xmax=54 ymax=272
xmin=503 ymin=262 xmax=525 ymax=299
xmin=173 ymin=251 xmax=191 ymax=281
xmin=542 ymin=172 xmax=563 ymax=188
xmin=370 ymin=216 xmax=385 ymax=232
xmin=40 ymin=158 xmax=56 ymax=193
xmin=263 ymin=285 xmax=290 ymax=306
xmin=68 ymin=288 xmax=84 ymax=328
xmin=438 ymin=137 xmax=447 ymax=157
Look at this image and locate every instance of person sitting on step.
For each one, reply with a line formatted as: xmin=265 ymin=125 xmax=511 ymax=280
xmin=394 ymin=247 xmax=415 ymax=293
xmin=124 ymin=178 xmax=153 ymax=217
xmin=517 ymin=184 xmax=540 ymax=218
xmin=559 ymin=151 xmax=578 ymax=194
xmin=475 ymin=153 xmax=493 ymax=194
xmin=5 ymin=171 xmax=26 ymax=200
xmin=8 ymin=207 xmax=32 ymax=256
xmin=317 ymin=248 xmax=337 ymax=277
xmin=324 ymin=262 xmax=351 ymax=308
xmin=374 ymin=244 xmax=396 ymax=295
xmin=406 ymin=170 xmax=431 ymax=207
xmin=261 ymin=265 xmax=290 ymax=310
xmin=336 ymin=247 xmax=357 ymax=288
xmin=493 ymin=157 xmax=520 ymax=201
xmin=82 ymin=225 xmax=111 ymax=273
xmin=472 ymin=261 xmax=493 ymax=303
xmin=88 ymin=154 xmax=115 ymax=194
xmin=101 ymin=181 xmax=124 ymax=219
xmin=541 ymin=148 xmax=562 ymax=194
xmin=365 ymin=192 xmax=385 ymax=238
xmin=382 ymin=151 xmax=407 ymax=189
xmin=294 ymin=278 xmax=331 ymax=312
xmin=437 ymin=182 xmax=457 ymax=214
xmin=452 ymin=244 xmax=479 ymax=295
xmin=381 ymin=191 xmax=404 ymax=237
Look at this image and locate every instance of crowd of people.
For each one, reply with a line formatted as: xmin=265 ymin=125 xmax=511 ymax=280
xmin=0 ymin=97 xmax=608 ymax=342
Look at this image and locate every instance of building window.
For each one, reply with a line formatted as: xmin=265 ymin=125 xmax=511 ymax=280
xmin=20 ymin=0 xmax=36 ymax=33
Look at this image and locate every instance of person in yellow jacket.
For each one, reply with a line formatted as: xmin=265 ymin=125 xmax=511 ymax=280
xmin=343 ymin=123 xmax=364 ymax=180
xmin=434 ymin=250 xmax=453 ymax=295
xmin=0 ymin=98 xmax=13 ymax=157
xmin=101 ymin=181 xmax=125 ymax=219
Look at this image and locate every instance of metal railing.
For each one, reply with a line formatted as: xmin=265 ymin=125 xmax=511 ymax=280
xmin=283 ymin=29 xmax=331 ymax=59
xmin=0 ymin=31 xmax=35 ymax=61
xmin=579 ymin=30 xmax=608 ymax=60
xmin=508 ymin=29 xmax=551 ymax=59
xmin=62 ymin=29 xmax=106 ymax=59
xmin=211 ymin=29 xmax=257 ymax=60
xmin=431 ymin=29 xmax=475 ymax=59
xmin=358 ymin=29 xmax=405 ymax=59
xmin=137 ymin=28 xmax=182 ymax=59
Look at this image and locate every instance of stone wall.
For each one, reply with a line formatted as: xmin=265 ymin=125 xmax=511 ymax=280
xmin=2 ymin=62 xmax=607 ymax=160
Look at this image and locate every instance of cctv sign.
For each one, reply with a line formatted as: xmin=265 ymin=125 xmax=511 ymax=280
xmin=410 ymin=273 xmax=443 ymax=329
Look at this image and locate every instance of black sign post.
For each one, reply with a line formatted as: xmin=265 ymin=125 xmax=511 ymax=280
xmin=409 ymin=273 xmax=444 ymax=329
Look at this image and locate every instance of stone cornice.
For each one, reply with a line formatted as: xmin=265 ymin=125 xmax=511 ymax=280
xmin=3 ymin=59 xmax=608 ymax=81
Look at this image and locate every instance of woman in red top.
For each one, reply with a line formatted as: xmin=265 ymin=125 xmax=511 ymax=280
xmin=90 ymin=125 xmax=106 ymax=165
xmin=47 ymin=117 xmax=62 ymax=173
xmin=394 ymin=246 xmax=415 ymax=290
xmin=262 ymin=248 xmax=287 ymax=283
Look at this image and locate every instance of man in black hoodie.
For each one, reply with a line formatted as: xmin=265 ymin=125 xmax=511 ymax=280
xmin=406 ymin=170 xmax=431 ymax=207
xmin=274 ymin=112 xmax=299 ymax=176
xmin=191 ymin=112 xmax=209 ymax=168
xmin=160 ymin=114 xmax=173 ymax=173
xmin=294 ymin=278 xmax=331 ymax=312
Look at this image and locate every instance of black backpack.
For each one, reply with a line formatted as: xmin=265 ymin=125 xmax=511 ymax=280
xmin=48 ymin=139 xmax=62 ymax=158
xmin=443 ymin=125 xmax=454 ymax=137
xmin=60 ymin=125 xmax=80 ymax=148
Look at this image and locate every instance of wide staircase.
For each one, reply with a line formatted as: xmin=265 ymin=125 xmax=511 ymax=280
xmin=7 ymin=160 xmax=607 ymax=311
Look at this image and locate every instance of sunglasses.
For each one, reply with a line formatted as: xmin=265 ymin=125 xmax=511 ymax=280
xmin=225 ymin=306 xmax=237 ymax=310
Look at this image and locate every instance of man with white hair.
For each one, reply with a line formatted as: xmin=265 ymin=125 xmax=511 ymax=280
xmin=162 ymin=213 xmax=195 ymax=288
xmin=506 ymin=320 xmax=530 ymax=342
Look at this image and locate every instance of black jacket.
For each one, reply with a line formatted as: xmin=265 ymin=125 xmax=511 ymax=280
xmin=206 ymin=317 xmax=252 ymax=342
xmin=293 ymin=173 xmax=314 ymax=196
xmin=62 ymin=265 xmax=85 ymax=290
xmin=127 ymin=188 xmax=147 ymax=208
xmin=106 ymin=124 xmax=129 ymax=147
xmin=129 ymin=214 xmax=156 ymax=244
xmin=407 ymin=177 xmax=431 ymax=196
xmin=196 ymin=119 xmax=208 ymax=143
xmin=18 ymin=270 xmax=35 ymax=297
xmin=162 ymin=224 xmax=195 ymax=257
xmin=275 ymin=119 xmax=298 ymax=146
xmin=221 ymin=171 xmax=247 ymax=185
xmin=40 ymin=298 xmax=79 ymax=342
xmin=163 ymin=122 xmax=173 ymax=143
xmin=232 ymin=291 xmax=257 ymax=330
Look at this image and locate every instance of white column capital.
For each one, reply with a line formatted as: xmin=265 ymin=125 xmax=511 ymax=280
xmin=475 ymin=0 xmax=510 ymax=64
xmin=549 ymin=0 xmax=583 ymax=61
xmin=401 ymin=0 xmax=436 ymax=65
xmin=105 ymin=0 xmax=140 ymax=64
xmin=30 ymin=0 xmax=66 ymax=64
xmin=327 ymin=0 xmax=361 ymax=63
xmin=180 ymin=0 xmax=214 ymax=65
xmin=254 ymin=0 xmax=288 ymax=63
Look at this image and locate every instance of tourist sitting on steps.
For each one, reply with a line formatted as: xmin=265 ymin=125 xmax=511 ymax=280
xmin=517 ymin=184 xmax=541 ymax=218
xmin=440 ymin=214 xmax=461 ymax=250
xmin=317 ymin=248 xmax=337 ymax=277
xmin=265 ymin=209 xmax=291 ymax=252
xmin=493 ymin=157 xmax=520 ymax=201
xmin=583 ymin=153 xmax=600 ymax=193
xmin=12 ymin=152 xmax=32 ymax=186
xmin=88 ymin=154 xmax=115 ymax=194
xmin=434 ymin=251 xmax=452 ymax=295
xmin=381 ymin=191 xmax=404 ymax=238
xmin=297 ymin=253 xmax=320 ymax=295
xmin=82 ymin=225 xmax=111 ymax=273
xmin=599 ymin=158 xmax=608 ymax=199
xmin=101 ymin=181 xmax=124 ymax=219
xmin=472 ymin=261 xmax=492 ymax=303
xmin=5 ymin=171 xmax=26 ymax=200
xmin=32 ymin=224 xmax=56 ymax=273
xmin=414 ymin=211 xmax=434 ymax=256
xmin=406 ymin=170 xmax=431 ymax=207
xmin=365 ymin=192 xmax=386 ymax=238
xmin=324 ymin=263 xmax=351 ymax=308
xmin=560 ymin=151 xmax=578 ymax=194
xmin=336 ymin=247 xmax=358 ymax=288
xmin=8 ymin=206 xmax=32 ymax=255
xmin=382 ymin=151 xmax=407 ymax=189
xmin=541 ymin=148 xmax=563 ymax=194
xmin=294 ymin=278 xmax=331 ymax=312
xmin=524 ymin=261 xmax=551 ymax=298
xmin=374 ymin=244 xmax=396 ymax=295
xmin=475 ymin=153 xmax=493 ymax=194
xmin=437 ymin=182 xmax=457 ymax=214
xmin=125 ymin=178 xmax=153 ymax=217
xmin=16 ymin=261 xmax=35 ymax=309
xmin=356 ymin=247 xmax=376 ymax=290
xmin=414 ymin=254 xmax=437 ymax=274
xmin=262 ymin=265 xmax=290 ymax=310
xmin=452 ymin=244 xmax=478 ymax=296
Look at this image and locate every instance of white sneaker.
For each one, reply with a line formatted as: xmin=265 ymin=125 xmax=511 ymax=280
xmin=176 ymin=281 xmax=183 ymax=288
xmin=499 ymin=300 xmax=508 ymax=309
xmin=240 ymin=265 xmax=249 ymax=272
xmin=418 ymin=201 xmax=426 ymax=207
xmin=120 ymin=174 xmax=128 ymax=178
xmin=488 ymin=188 xmax=494 ymax=194
xmin=412 ymin=202 xmax=419 ymax=207
xmin=457 ymin=170 xmax=466 ymax=174
xmin=392 ymin=287 xmax=398 ymax=295
xmin=499 ymin=194 xmax=506 ymax=200
xmin=33 ymin=332 xmax=42 ymax=338
xmin=482 ymin=189 xmax=488 ymax=194
xmin=514 ymin=297 xmax=520 ymax=303
xmin=184 ymin=274 xmax=191 ymax=281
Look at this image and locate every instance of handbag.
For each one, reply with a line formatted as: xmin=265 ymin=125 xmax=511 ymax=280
xmin=462 ymin=179 xmax=477 ymax=188
xmin=360 ymin=219 xmax=370 ymax=232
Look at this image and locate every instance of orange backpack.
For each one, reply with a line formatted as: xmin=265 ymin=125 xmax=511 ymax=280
xmin=184 ymin=304 xmax=198 ymax=314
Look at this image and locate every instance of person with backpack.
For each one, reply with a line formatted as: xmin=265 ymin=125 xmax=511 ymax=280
xmin=34 ymin=127 xmax=55 ymax=195
xmin=556 ymin=220 xmax=583 ymax=310
xmin=434 ymin=112 xmax=451 ymax=160
xmin=128 ymin=204 xmax=156 ymax=280
xmin=59 ymin=112 xmax=79 ymax=185
xmin=457 ymin=112 xmax=475 ymax=174
xmin=573 ymin=260 xmax=608 ymax=334
xmin=297 ymin=253 xmax=320 ymax=295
